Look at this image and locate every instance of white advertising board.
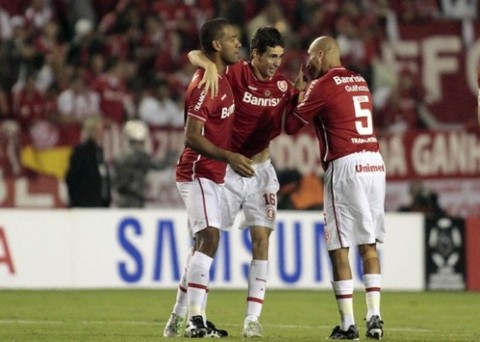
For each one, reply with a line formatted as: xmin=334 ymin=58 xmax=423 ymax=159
xmin=0 ymin=210 xmax=424 ymax=290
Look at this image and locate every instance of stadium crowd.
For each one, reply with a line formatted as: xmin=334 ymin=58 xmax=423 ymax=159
xmin=0 ymin=0 xmax=477 ymax=134
xmin=0 ymin=0 xmax=478 ymax=211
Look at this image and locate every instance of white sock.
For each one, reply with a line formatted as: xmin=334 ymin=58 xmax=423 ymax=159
xmin=332 ymin=279 xmax=355 ymax=331
xmin=364 ymin=273 xmax=381 ymax=320
xmin=172 ymin=247 xmax=193 ymax=318
xmin=186 ymin=251 xmax=212 ymax=318
xmin=245 ymin=259 xmax=268 ymax=320
xmin=201 ymin=288 xmax=209 ymax=323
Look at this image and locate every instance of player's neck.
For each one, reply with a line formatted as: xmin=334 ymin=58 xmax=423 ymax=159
xmin=251 ymin=64 xmax=271 ymax=81
xmin=211 ymin=58 xmax=226 ymax=75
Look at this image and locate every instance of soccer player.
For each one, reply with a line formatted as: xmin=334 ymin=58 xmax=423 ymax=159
xmin=284 ymin=36 xmax=385 ymax=340
xmin=164 ymin=26 xmax=304 ymax=338
xmin=171 ymin=18 xmax=254 ymax=338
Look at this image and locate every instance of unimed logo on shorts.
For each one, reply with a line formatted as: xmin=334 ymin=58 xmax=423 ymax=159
xmin=355 ymin=164 xmax=385 ymax=173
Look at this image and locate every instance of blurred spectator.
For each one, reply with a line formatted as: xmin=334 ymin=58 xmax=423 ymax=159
xmin=0 ymin=86 xmax=10 ymax=118
xmin=334 ymin=1 xmax=377 ymax=84
xmin=0 ymin=7 xmax=13 ymax=41
xmin=215 ymin=0 xmax=246 ymax=28
xmin=57 ymin=72 xmax=101 ymax=123
xmin=152 ymin=0 xmax=198 ymax=52
xmin=375 ymin=67 xmax=439 ymax=133
xmin=66 ymin=18 xmax=105 ymax=68
xmin=398 ymin=179 xmax=446 ymax=219
xmin=0 ymin=16 xmax=36 ymax=91
xmin=166 ymin=53 xmax=197 ymax=100
xmin=65 ymin=115 xmax=111 ymax=207
xmin=24 ymin=0 xmax=55 ymax=31
xmin=83 ymin=53 xmax=106 ymax=85
xmin=13 ymin=72 xmax=49 ymax=130
xmin=112 ymin=119 xmax=176 ymax=208
xmin=138 ymin=79 xmax=183 ymax=128
xmin=33 ymin=19 xmax=66 ymax=92
xmin=390 ymin=0 xmax=440 ymax=23
xmin=90 ymin=56 xmax=134 ymax=124
xmin=246 ymin=0 xmax=294 ymax=47
xmin=297 ymin=4 xmax=334 ymax=49
xmin=0 ymin=119 xmax=22 ymax=175
xmin=67 ymin=0 xmax=96 ymax=31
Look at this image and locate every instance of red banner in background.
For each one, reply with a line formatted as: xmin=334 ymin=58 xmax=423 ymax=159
xmin=270 ymin=128 xmax=480 ymax=180
xmin=382 ymin=21 xmax=478 ymax=125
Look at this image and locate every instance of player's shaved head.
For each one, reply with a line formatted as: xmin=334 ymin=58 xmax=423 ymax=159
xmin=308 ymin=36 xmax=341 ymax=62
xmin=305 ymin=36 xmax=342 ymax=79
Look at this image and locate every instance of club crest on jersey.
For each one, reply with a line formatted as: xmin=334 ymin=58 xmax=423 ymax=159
xmin=277 ymin=80 xmax=288 ymax=92
xmin=265 ymin=206 xmax=275 ymax=221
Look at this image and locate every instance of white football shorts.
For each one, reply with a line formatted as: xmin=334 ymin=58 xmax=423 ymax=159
xmin=222 ymin=159 xmax=279 ymax=230
xmin=176 ymin=177 xmax=225 ymax=235
xmin=323 ymin=151 xmax=386 ymax=251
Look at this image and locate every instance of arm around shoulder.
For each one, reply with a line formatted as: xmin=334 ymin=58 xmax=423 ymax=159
xmin=187 ymin=50 xmax=219 ymax=98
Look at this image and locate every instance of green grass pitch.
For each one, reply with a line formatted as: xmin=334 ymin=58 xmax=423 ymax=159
xmin=0 ymin=289 xmax=478 ymax=341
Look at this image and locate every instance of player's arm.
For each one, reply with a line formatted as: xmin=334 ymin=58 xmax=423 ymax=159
xmin=294 ymin=64 xmax=307 ymax=92
xmin=184 ymin=116 xmax=254 ymax=177
xmin=281 ymin=65 xmax=309 ymax=134
xmin=283 ymin=109 xmax=308 ymax=135
xmin=188 ymin=50 xmax=219 ymax=98
xmin=283 ymin=80 xmax=315 ymax=135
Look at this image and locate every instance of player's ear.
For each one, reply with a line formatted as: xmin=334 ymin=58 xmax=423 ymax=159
xmin=212 ymin=40 xmax=221 ymax=52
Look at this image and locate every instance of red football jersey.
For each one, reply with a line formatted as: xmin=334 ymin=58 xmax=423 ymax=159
xmin=225 ymin=61 xmax=298 ymax=157
xmin=90 ymin=75 xmax=129 ymax=124
xmin=292 ymin=66 xmax=379 ymax=168
xmin=176 ymin=69 xmax=235 ymax=184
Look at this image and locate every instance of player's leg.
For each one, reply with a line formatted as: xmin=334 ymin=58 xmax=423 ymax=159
xmin=324 ymin=155 xmax=366 ymax=340
xmin=328 ymin=247 xmax=358 ymax=340
xmin=176 ymin=179 xmax=222 ymax=338
xmin=242 ymin=226 xmax=271 ymax=337
xmin=362 ymin=156 xmax=386 ymax=339
xmin=360 ymin=244 xmax=383 ymax=339
xmin=240 ymin=161 xmax=278 ymax=338
xmin=184 ymin=228 xmax=219 ymax=338
xmin=163 ymin=246 xmax=193 ymax=337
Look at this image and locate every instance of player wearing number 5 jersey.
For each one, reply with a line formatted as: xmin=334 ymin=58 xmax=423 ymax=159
xmin=285 ymin=36 xmax=385 ymax=340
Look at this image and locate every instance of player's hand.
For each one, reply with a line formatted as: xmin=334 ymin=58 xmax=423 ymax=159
xmin=294 ymin=64 xmax=307 ymax=91
xmin=226 ymin=153 xmax=254 ymax=178
xmin=199 ymin=64 xmax=219 ymax=98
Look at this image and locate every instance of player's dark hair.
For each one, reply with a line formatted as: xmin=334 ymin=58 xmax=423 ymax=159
xmin=200 ymin=18 xmax=231 ymax=55
xmin=250 ymin=26 xmax=285 ymax=55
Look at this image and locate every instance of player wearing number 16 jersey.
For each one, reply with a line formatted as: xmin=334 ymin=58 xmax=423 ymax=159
xmin=167 ymin=27 xmax=303 ymax=338
xmin=285 ymin=36 xmax=385 ymax=340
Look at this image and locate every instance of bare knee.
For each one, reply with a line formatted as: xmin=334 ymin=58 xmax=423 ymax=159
xmin=250 ymin=226 xmax=272 ymax=260
xmin=359 ymin=244 xmax=381 ymax=274
xmin=329 ymin=248 xmax=351 ymax=281
xmin=195 ymin=227 xmax=220 ymax=258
